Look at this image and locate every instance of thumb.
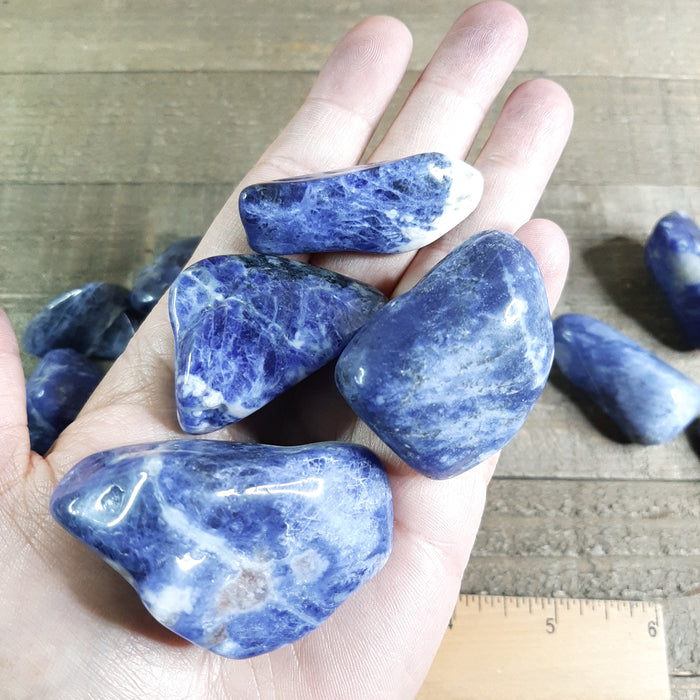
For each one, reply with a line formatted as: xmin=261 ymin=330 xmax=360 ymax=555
xmin=0 ymin=308 xmax=31 ymax=488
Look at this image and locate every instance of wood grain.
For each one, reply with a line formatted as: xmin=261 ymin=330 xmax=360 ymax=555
xmin=1 ymin=73 xmax=698 ymax=185
xmin=2 ymin=0 xmax=698 ymax=78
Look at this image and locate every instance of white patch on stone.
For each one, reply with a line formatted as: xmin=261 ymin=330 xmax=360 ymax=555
xmin=142 ymin=584 xmax=195 ymax=628
xmin=178 ymin=373 xmax=251 ymax=421
xmin=176 ymin=552 xmax=206 ymax=572
xmin=398 ymin=160 xmax=483 ymax=252
xmin=504 ymin=297 xmax=528 ymax=326
xmin=672 ymin=251 xmax=700 ymax=289
xmin=290 ymin=549 xmax=329 ymax=584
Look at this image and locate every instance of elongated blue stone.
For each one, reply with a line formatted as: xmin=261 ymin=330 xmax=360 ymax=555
xmin=170 ymin=255 xmax=386 ymax=433
xmin=23 ymin=282 xmax=136 ymax=360
xmin=554 ymin=313 xmax=700 ymax=444
xmin=336 ymin=230 xmax=553 ymax=479
xmin=239 ymin=153 xmax=483 ymax=254
xmin=130 ymin=237 xmax=201 ymax=316
xmin=26 ymin=348 xmax=104 ymax=454
xmin=50 ymin=440 xmax=392 ymax=658
xmin=645 ymin=211 xmax=700 ymax=347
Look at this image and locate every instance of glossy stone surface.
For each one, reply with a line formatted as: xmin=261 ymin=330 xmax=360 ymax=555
xmin=23 ymin=282 xmax=136 ymax=360
xmin=170 ymin=254 xmax=386 ymax=433
xmin=645 ymin=211 xmax=700 ymax=347
xmin=336 ymin=230 xmax=553 ymax=479
xmin=26 ymin=348 xmax=104 ymax=454
xmin=554 ymin=313 xmax=700 ymax=444
xmin=130 ymin=236 xmax=201 ymax=316
xmin=50 ymin=440 xmax=392 ymax=658
xmin=239 ymin=152 xmax=483 ymax=254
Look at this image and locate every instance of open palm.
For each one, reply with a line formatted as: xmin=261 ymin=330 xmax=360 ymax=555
xmin=0 ymin=3 xmax=572 ymax=698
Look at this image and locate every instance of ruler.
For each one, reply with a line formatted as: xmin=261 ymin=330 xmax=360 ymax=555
xmin=417 ymin=594 xmax=669 ymax=700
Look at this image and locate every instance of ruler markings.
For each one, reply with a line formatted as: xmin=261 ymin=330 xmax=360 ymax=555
xmin=418 ymin=594 xmax=669 ymax=700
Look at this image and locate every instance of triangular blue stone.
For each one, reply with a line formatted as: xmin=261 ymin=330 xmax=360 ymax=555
xmin=169 ymin=255 xmax=386 ymax=433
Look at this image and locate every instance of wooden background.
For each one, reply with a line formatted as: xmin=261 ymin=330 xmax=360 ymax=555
xmin=2 ymin=1 xmax=698 ymax=696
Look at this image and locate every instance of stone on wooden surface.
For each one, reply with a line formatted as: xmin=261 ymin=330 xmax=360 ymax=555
xmin=26 ymin=348 xmax=104 ymax=454
xmin=645 ymin=210 xmax=700 ymax=347
xmin=336 ymin=230 xmax=553 ymax=479
xmin=169 ymin=254 xmax=386 ymax=433
xmin=130 ymin=236 xmax=201 ymax=316
xmin=553 ymin=313 xmax=700 ymax=444
xmin=50 ymin=440 xmax=392 ymax=658
xmin=23 ymin=282 xmax=136 ymax=360
xmin=239 ymin=152 xmax=483 ymax=254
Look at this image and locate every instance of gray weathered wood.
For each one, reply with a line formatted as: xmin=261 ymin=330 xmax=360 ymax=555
xmin=671 ymin=676 xmax=700 ymax=699
xmin=1 ymin=73 xmax=698 ymax=185
xmin=2 ymin=0 xmax=698 ymax=78
xmin=463 ymin=478 xmax=700 ymax=681
xmin=0 ymin=182 xmax=232 ymax=372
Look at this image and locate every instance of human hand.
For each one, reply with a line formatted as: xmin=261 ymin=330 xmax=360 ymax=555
xmin=0 ymin=2 xmax=572 ymax=697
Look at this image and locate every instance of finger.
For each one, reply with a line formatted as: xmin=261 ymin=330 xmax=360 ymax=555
xmin=515 ymin=218 xmax=570 ymax=311
xmin=371 ymin=0 xmax=527 ymax=159
xmin=0 ymin=308 xmax=31 ymax=487
xmin=197 ymin=15 xmax=414 ymax=260
xmin=311 ymin=1 xmax=528 ymax=290
xmin=395 ymin=78 xmax=574 ymax=295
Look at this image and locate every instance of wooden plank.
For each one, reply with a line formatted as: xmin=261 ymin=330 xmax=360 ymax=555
xmin=0 ymin=72 xmax=312 ymax=184
xmin=462 ymin=478 xmax=700 ymax=677
xmin=4 ymin=198 xmax=700 ymax=478
xmin=665 ymin=596 xmax=700 ymax=676
xmin=2 ymin=72 xmax=698 ymax=186
xmin=0 ymin=182 xmax=232 ymax=372
xmin=1 ymin=0 xmax=698 ymax=78
xmin=0 ymin=183 xmax=231 ymax=295
xmin=470 ymin=479 xmax=700 ymax=573
xmin=671 ymin=676 xmax=700 ymax=699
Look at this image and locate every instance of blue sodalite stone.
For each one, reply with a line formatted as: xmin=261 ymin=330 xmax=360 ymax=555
xmin=169 ymin=255 xmax=386 ymax=433
xmin=553 ymin=313 xmax=700 ymax=444
xmin=130 ymin=237 xmax=201 ymax=316
xmin=336 ymin=230 xmax=553 ymax=479
xmin=239 ymin=152 xmax=483 ymax=254
xmin=50 ymin=440 xmax=392 ymax=658
xmin=645 ymin=211 xmax=700 ymax=347
xmin=26 ymin=348 xmax=104 ymax=454
xmin=23 ymin=282 xmax=136 ymax=360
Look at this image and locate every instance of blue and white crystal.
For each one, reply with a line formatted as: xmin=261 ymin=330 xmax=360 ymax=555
xmin=26 ymin=348 xmax=104 ymax=454
xmin=169 ymin=255 xmax=386 ymax=433
xmin=239 ymin=153 xmax=483 ymax=254
xmin=23 ymin=282 xmax=136 ymax=360
xmin=554 ymin=313 xmax=700 ymax=444
xmin=49 ymin=440 xmax=393 ymax=658
xmin=645 ymin=211 xmax=700 ymax=347
xmin=130 ymin=237 xmax=201 ymax=316
xmin=336 ymin=230 xmax=553 ymax=479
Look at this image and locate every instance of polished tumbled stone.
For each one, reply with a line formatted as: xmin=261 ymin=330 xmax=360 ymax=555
xmin=23 ymin=282 xmax=136 ymax=360
xmin=170 ymin=254 xmax=387 ymax=433
xmin=26 ymin=348 xmax=104 ymax=454
xmin=554 ymin=313 xmax=700 ymax=444
xmin=239 ymin=152 xmax=483 ymax=254
xmin=336 ymin=230 xmax=553 ymax=479
xmin=645 ymin=211 xmax=700 ymax=347
xmin=50 ymin=440 xmax=393 ymax=658
xmin=130 ymin=236 xmax=201 ymax=316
